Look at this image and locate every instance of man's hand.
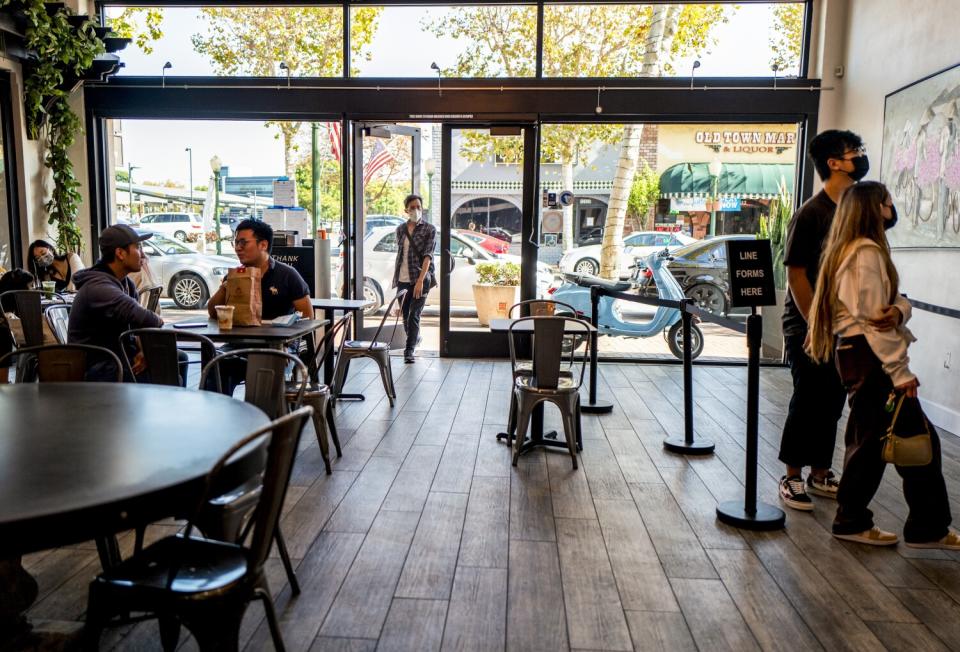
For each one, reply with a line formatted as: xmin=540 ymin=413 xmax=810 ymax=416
xmin=869 ymin=306 xmax=902 ymax=331
xmin=895 ymin=377 xmax=920 ymax=398
xmin=413 ymin=278 xmax=424 ymax=299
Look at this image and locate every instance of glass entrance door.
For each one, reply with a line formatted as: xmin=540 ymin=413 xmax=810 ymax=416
xmin=440 ymin=124 xmax=538 ymax=357
xmin=350 ymin=123 xmax=423 ymax=341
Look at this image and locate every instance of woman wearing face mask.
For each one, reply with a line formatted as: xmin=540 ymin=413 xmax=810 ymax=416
xmin=391 ymin=194 xmax=436 ymax=363
xmin=807 ymin=181 xmax=957 ymax=549
xmin=28 ymin=239 xmax=85 ymax=293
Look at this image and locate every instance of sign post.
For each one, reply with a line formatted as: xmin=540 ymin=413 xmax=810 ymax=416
xmin=716 ymin=238 xmax=785 ymax=531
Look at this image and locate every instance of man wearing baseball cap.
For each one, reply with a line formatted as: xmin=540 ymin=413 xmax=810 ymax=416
xmin=68 ymin=225 xmax=164 ymax=381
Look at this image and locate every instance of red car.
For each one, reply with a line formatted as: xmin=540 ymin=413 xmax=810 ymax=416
xmin=456 ymin=229 xmax=509 ymax=254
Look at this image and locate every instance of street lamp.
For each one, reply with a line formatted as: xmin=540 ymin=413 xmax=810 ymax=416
xmin=210 ymin=155 xmax=223 ymax=255
xmin=424 ymin=157 xmax=435 ymax=222
xmin=708 ymin=159 xmax=723 ymax=237
xmin=185 ymin=147 xmax=193 ymax=214
xmin=127 ymin=163 xmax=140 ymax=221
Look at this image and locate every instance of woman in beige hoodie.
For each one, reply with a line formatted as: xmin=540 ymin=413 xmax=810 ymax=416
xmin=808 ymin=181 xmax=958 ymax=548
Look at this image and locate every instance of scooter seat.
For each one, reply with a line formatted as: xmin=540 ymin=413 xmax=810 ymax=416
xmin=562 ymin=272 xmax=633 ymax=293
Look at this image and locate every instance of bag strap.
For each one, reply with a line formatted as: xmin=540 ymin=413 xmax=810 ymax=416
xmin=887 ymin=392 xmax=930 ymax=438
xmin=401 ymin=226 xmax=426 ymax=261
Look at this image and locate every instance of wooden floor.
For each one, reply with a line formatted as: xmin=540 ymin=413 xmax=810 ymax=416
xmin=22 ymin=358 xmax=960 ymax=651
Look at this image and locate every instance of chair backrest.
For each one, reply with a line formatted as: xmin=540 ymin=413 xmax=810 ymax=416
xmin=306 ymin=312 xmax=353 ymax=377
xmin=508 ymin=299 xmax=578 ymax=319
xmin=120 ymin=327 xmax=218 ymax=387
xmin=44 ymin=304 xmax=71 ymax=344
xmin=367 ymin=288 xmax=407 ymax=350
xmin=0 ymin=290 xmax=46 ymax=347
xmin=508 ymin=316 xmax=591 ymax=390
xmin=199 ymin=348 xmax=308 ymax=418
xmin=138 ymin=286 xmax=162 ymax=313
xmin=0 ymin=343 xmax=123 ymax=382
xmin=181 ymin=406 xmax=312 ymax=582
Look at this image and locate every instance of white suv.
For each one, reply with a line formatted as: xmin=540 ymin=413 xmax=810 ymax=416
xmin=137 ymin=212 xmax=231 ymax=242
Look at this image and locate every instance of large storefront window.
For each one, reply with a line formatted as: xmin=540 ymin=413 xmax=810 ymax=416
xmin=542 ymin=2 xmax=806 ymax=78
xmin=350 ymin=5 xmax=537 ymax=77
xmin=107 ymin=118 xmax=341 ymax=312
xmin=0 ymin=104 xmax=11 ymax=273
xmin=105 ymin=6 xmax=349 ymax=77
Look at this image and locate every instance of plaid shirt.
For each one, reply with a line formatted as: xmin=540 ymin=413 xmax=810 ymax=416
xmin=392 ymin=220 xmax=437 ymax=289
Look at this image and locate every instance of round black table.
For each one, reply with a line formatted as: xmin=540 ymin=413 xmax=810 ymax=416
xmin=0 ymin=383 xmax=270 ymax=556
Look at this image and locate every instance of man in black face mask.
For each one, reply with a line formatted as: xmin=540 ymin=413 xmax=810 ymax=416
xmin=778 ymin=129 xmax=904 ymax=512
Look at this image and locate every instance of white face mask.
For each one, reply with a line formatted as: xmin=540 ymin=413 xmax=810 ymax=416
xmin=407 ymin=208 xmax=422 ymax=222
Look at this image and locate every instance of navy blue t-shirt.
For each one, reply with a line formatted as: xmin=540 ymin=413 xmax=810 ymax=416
xmin=261 ymin=257 xmax=310 ymax=320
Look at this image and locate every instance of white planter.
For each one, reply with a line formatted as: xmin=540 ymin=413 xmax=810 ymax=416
xmin=473 ymin=285 xmax=520 ymax=326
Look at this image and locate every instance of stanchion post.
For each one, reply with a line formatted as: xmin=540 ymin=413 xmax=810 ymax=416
xmin=663 ymin=298 xmax=714 ymax=455
xmin=716 ymin=308 xmax=784 ymax=530
xmin=581 ymin=286 xmax=613 ymax=414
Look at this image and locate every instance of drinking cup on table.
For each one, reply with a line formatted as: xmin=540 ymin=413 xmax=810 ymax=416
xmin=215 ymin=305 xmax=235 ymax=330
xmin=41 ymin=281 xmax=56 ymax=299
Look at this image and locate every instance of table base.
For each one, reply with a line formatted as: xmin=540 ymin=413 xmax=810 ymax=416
xmin=496 ymin=430 xmax=583 ymax=454
xmin=663 ymin=436 xmax=715 ymax=455
xmin=580 ymin=399 xmax=614 ymax=414
xmin=335 ymin=393 xmax=366 ymax=402
xmin=716 ymin=501 xmax=785 ymax=531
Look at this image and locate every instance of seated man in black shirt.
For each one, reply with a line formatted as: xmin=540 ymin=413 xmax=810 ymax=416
xmin=207 ymin=219 xmax=314 ymax=394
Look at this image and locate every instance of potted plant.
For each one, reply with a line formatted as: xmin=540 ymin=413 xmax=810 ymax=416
xmin=473 ymin=262 xmax=520 ymax=326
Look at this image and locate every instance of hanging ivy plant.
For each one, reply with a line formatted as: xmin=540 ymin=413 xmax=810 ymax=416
xmin=2 ymin=0 xmax=106 ymax=253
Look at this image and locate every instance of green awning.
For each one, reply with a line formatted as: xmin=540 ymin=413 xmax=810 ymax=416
xmin=659 ymin=163 xmax=795 ymax=199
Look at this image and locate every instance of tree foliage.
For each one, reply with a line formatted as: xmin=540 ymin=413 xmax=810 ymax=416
xmin=769 ymin=3 xmax=804 ymax=72
xmin=627 ymin=163 xmax=661 ymax=229
xmin=109 ymin=8 xmax=164 ymax=54
xmin=190 ymin=7 xmax=381 ymax=176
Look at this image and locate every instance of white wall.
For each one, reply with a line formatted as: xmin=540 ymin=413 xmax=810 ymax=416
xmin=814 ymin=0 xmax=960 ymax=433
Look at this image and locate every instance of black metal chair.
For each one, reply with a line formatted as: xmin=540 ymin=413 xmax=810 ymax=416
xmin=83 ymin=406 xmax=313 ymax=652
xmin=508 ymin=316 xmax=590 ymax=469
xmin=120 ymin=327 xmax=218 ymax=388
xmin=44 ymin=303 xmax=71 ymax=344
xmin=332 ymin=288 xmax=407 ymax=408
xmin=287 ymin=312 xmax=352 ymax=474
xmin=0 ymin=343 xmax=123 ymax=383
xmin=197 ymin=348 xmax=308 ymax=595
xmin=0 ymin=290 xmax=64 ymax=380
xmin=138 ymin=286 xmax=162 ymax=313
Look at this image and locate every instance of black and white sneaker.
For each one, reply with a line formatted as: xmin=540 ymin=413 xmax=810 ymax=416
xmin=807 ymin=471 xmax=840 ymax=499
xmin=779 ymin=475 xmax=814 ymax=511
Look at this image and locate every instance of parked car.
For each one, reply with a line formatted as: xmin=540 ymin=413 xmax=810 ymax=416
xmin=364 ymin=215 xmax=405 ymax=234
xmin=455 ymin=229 xmax=509 ymax=254
xmin=138 ymin=212 xmax=232 ymax=242
xmin=218 ymin=215 xmax=241 ymax=233
xmin=482 ymin=226 xmax=513 ymax=243
xmin=340 ymin=226 xmax=553 ymax=314
xmin=641 ymin=234 xmax=756 ymax=316
xmin=136 ymin=231 xmax=238 ymax=309
xmin=558 ymin=230 xmax=697 ymax=278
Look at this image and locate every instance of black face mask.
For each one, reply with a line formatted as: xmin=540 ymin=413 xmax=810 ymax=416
xmin=848 ymin=155 xmax=870 ymax=181
xmin=884 ymin=204 xmax=898 ymax=230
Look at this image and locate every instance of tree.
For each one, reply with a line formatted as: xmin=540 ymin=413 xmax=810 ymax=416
xmin=108 ymin=8 xmax=164 ymax=54
xmin=627 ymin=163 xmax=661 ymax=230
xmin=769 ymin=3 xmax=804 ymax=73
xmin=190 ymin=7 xmax=381 ymax=176
xmin=427 ymin=4 xmax=730 ymax=276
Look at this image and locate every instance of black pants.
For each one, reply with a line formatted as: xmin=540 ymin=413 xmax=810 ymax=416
xmin=832 ymin=335 xmax=951 ymax=542
xmin=397 ymin=282 xmax=428 ymax=355
xmin=779 ymin=332 xmax=847 ymax=470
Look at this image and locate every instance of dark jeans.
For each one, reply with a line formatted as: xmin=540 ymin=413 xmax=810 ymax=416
xmin=832 ymin=335 xmax=951 ymax=542
xmin=397 ymin=282 xmax=428 ymax=355
xmin=778 ymin=332 xmax=847 ymax=470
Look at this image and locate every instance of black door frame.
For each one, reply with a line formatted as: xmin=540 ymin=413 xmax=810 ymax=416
xmin=349 ymin=122 xmax=421 ymax=338
xmin=440 ymin=122 xmax=538 ymax=358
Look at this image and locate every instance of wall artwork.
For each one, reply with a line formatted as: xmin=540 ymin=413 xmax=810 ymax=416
xmin=881 ymin=61 xmax=960 ymax=249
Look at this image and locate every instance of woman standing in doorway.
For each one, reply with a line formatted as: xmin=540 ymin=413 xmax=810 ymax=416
xmin=807 ymin=181 xmax=958 ymax=548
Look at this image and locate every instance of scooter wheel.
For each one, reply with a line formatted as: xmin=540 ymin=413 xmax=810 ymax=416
xmin=667 ymin=321 xmax=704 ymax=360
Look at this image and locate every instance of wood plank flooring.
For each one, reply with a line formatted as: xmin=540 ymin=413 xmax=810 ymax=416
xmin=22 ymin=358 xmax=960 ymax=651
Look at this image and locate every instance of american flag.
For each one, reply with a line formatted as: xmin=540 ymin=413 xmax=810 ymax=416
xmin=363 ymin=140 xmax=395 ymax=186
xmin=327 ymin=121 xmax=341 ymax=162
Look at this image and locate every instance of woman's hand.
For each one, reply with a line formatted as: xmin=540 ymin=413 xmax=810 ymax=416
xmin=895 ymin=377 xmax=919 ymax=398
xmin=869 ymin=305 xmax=902 ymax=331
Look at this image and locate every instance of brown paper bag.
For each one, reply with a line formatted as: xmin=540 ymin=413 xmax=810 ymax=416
xmin=225 ymin=266 xmax=262 ymax=326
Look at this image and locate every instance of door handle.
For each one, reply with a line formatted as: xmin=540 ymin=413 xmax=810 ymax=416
xmin=444 ymin=249 xmax=455 ymax=274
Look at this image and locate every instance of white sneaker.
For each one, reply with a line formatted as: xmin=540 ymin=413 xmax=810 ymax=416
xmin=834 ymin=526 xmax=899 ymax=546
xmin=807 ymin=471 xmax=840 ymax=499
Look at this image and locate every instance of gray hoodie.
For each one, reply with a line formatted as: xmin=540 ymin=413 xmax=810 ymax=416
xmin=68 ymin=262 xmax=163 ymax=361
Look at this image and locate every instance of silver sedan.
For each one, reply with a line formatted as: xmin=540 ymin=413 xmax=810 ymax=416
xmin=137 ymin=232 xmax=238 ymax=309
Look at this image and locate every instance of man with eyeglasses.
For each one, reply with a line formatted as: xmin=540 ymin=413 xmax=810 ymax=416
xmin=778 ymin=130 xmax=871 ymax=511
xmin=207 ymin=218 xmax=314 ymax=394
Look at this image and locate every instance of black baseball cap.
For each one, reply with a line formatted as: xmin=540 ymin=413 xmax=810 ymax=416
xmin=98 ymin=224 xmax=152 ymax=253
